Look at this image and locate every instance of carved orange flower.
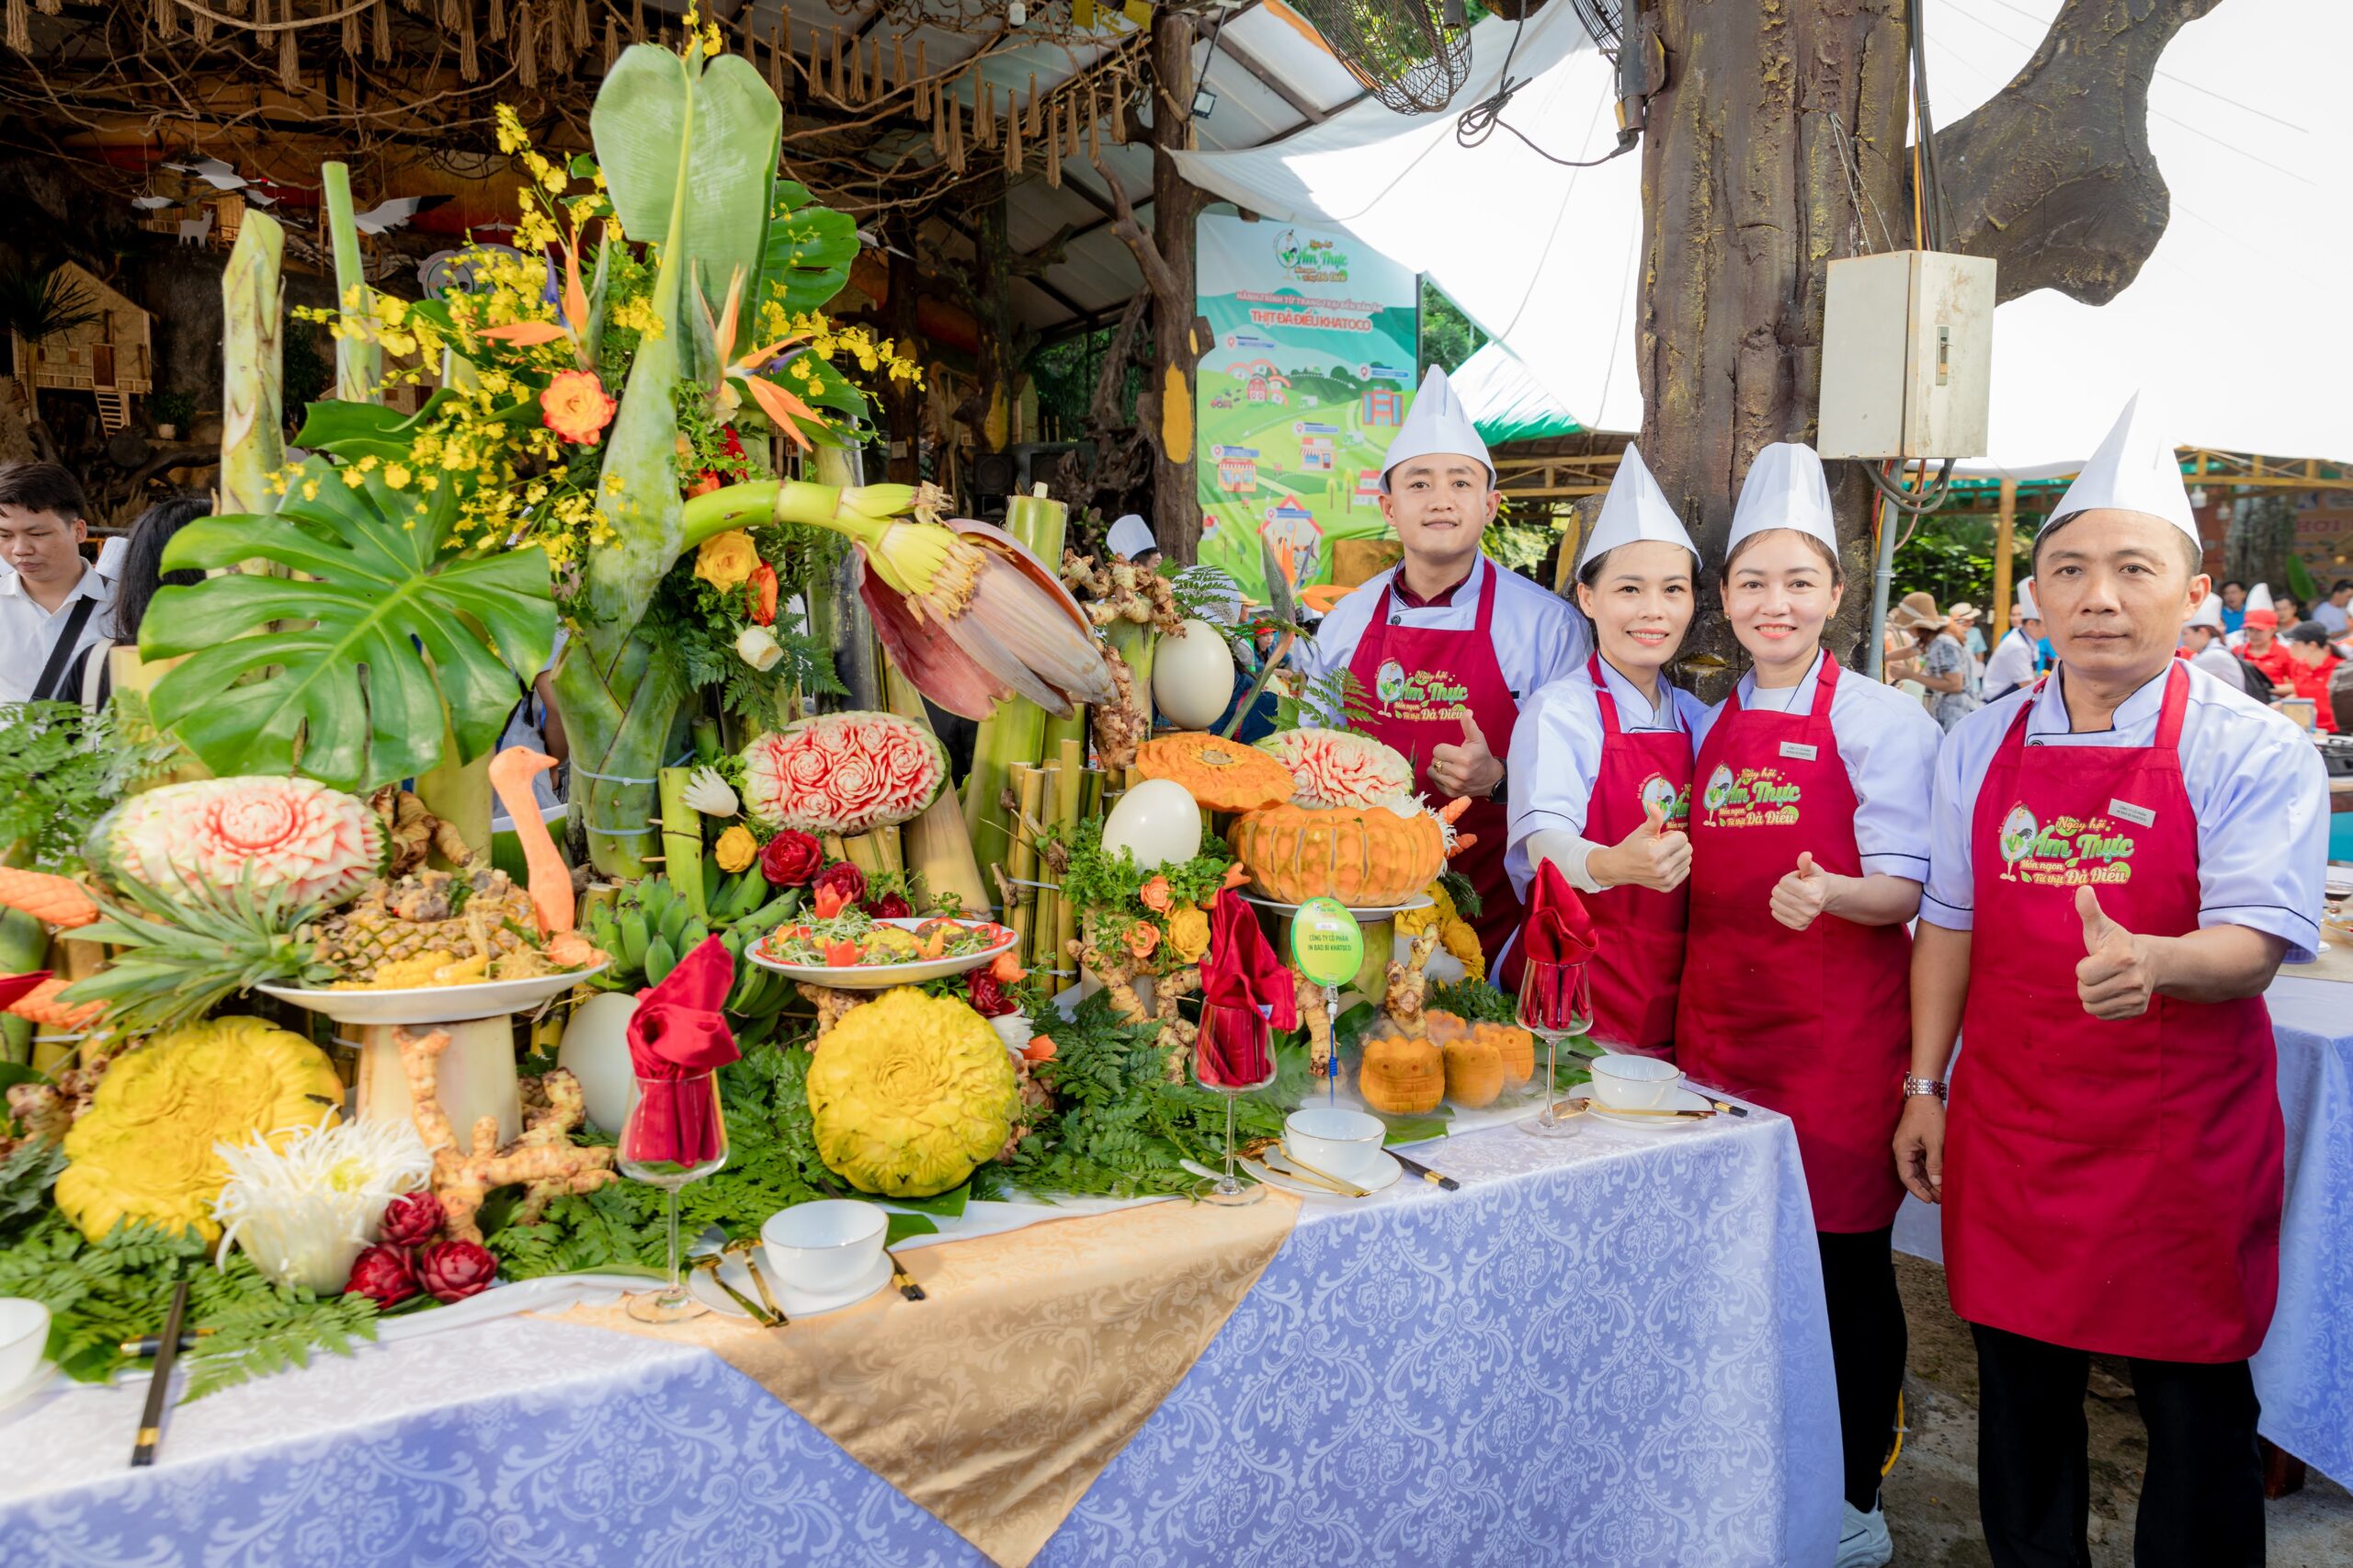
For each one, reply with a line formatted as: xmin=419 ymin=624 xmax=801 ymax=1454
xmin=1139 ymin=874 xmax=1173 ymax=913
xmin=1125 ymin=920 xmax=1160 ymax=960
xmin=540 ymin=369 xmax=617 ymax=445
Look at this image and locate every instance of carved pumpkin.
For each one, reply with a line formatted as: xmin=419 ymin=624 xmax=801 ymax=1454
xmin=1134 ymin=732 xmax=1294 ymax=814
xmin=1442 ymin=1034 xmax=1504 ymax=1108
xmin=1358 ymin=1022 xmax=1445 ymax=1116
xmin=1479 ymin=1022 xmax=1537 ymax=1088
xmin=1227 ymin=801 xmax=1446 ymax=907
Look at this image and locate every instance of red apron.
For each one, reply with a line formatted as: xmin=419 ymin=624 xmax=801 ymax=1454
xmin=1517 ymin=654 xmax=1692 ymax=1055
xmin=1944 ymin=665 xmax=2281 ymax=1361
xmin=1676 ymin=652 xmax=1911 ymax=1233
xmin=1347 ymin=558 xmax=1524 ymax=956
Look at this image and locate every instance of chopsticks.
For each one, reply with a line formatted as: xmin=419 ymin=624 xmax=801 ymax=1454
xmin=1389 ymin=1150 xmax=1460 ymax=1190
xmin=883 ymin=1249 xmax=926 ymax=1301
xmin=130 ymin=1278 xmax=189 ymax=1469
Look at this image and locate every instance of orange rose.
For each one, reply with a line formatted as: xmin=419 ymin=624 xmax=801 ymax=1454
xmin=540 ymin=369 xmax=617 ymax=445
xmin=1139 ymin=875 xmax=1173 ymax=913
xmin=1220 ymin=861 xmax=1249 ymax=892
xmin=991 ymin=949 xmax=1024 ymax=983
xmin=1125 ymin=921 xmax=1159 ymax=960
xmin=750 ymin=561 xmax=779 ymax=626
xmin=1022 ymin=1036 xmax=1057 ymax=1062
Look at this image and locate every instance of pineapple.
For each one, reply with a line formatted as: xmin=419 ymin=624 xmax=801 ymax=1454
xmin=312 ymin=864 xmax=542 ymax=983
xmin=60 ymin=876 xmax=331 ymax=1038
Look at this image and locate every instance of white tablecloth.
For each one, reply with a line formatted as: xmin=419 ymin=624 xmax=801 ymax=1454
xmin=0 ymin=1106 xmax=1839 ymax=1567
xmin=1893 ymin=972 xmax=2353 ymax=1485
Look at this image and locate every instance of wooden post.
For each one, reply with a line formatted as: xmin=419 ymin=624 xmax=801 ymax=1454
xmin=1992 ymin=474 xmax=2018 ymax=642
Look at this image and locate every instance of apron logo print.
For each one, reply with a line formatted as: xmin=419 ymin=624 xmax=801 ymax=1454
xmin=1378 ymin=663 xmax=1471 ymax=719
xmin=1778 ymin=741 xmax=1818 ymax=761
xmin=1700 ymin=765 xmax=1801 ymax=828
xmin=1639 ymin=773 xmax=1689 ymax=826
xmin=1999 ymin=801 xmax=2139 ymax=887
xmin=1375 ymin=659 xmax=1407 ymax=704
xmin=2108 ymin=798 xmax=2156 ymax=828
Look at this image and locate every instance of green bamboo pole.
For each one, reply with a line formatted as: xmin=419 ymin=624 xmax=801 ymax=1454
xmin=961 ymin=488 xmax=1068 ymax=868
xmin=1051 ymin=735 xmax=1083 ymax=983
xmin=321 ymin=164 xmax=381 ymax=404
xmin=881 ymin=662 xmax=993 ymax=914
xmin=657 ymin=766 xmax=707 ymax=916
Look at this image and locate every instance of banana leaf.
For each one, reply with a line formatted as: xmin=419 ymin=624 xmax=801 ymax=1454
xmin=139 ymin=456 xmax=556 ymax=792
xmin=766 ymin=182 xmax=860 ymax=312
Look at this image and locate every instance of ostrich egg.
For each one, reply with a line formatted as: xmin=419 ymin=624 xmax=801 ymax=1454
xmin=1100 ymin=778 xmax=1203 ymax=869
xmin=557 ymin=990 xmax=642 ymax=1133
xmin=1151 ymin=619 xmax=1236 ymax=731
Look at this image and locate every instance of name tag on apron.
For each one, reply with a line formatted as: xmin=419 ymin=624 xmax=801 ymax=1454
xmin=2108 ymin=798 xmax=2156 ymax=827
xmin=1779 ymin=742 xmax=1818 ymax=761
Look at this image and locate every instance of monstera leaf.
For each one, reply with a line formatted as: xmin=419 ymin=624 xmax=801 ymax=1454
xmin=140 ymin=456 xmax=556 ymax=792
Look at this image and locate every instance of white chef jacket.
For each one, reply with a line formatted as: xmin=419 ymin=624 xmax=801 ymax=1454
xmin=1505 ymin=657 xmax=1708 ymax=896
xmin=0 ymin=562 xmax=112 ymax=705
xmin=2313 ymin=598 xmax=2349 ymax=636
xmin=1690 ymin=650 xmax=1943 ymax=881
xmin=1981 ymin=626 xmax=2040 ymax=702
xmin=1921 ymin=660 xmax=2327 ymax=961
xmin=1295 ymin=553 xmax=1590 ymax=720
xmin=2189 ymin=642 xmax=2247 ymax=694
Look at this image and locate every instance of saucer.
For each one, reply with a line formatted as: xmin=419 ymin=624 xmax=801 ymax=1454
xmin=688 ymin=1250 xmax=893 ymax=1320
xmin=0 ymin=1358 xmax=55 ymax=1416
xmin=1566 ymin=1084 xmax=1715 ymax=1131
xmin=1247 ymin=1149 xmax=1404 ymax=1199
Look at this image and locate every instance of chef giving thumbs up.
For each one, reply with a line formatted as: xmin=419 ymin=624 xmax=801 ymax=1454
xmin=1592 ymin=796 xmax=1691 ymax=892
xmin=1769 ymin=850 xmax=1836 ymax=932
xmin=2075 ymin=886 xmax=2158 ymax=1019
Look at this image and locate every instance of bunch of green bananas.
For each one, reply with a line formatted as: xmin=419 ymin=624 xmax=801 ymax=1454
xmin=584 ymin=869 xmax=801 ymax=1023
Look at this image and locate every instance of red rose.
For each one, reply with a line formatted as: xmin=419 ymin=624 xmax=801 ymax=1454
xmin=415 ymin=1240 xmax=498 ymax=1303
xmin=864 ymin=892 xmax=912 ymax=920
xmin=760 ymin=830 xmax=823 ymax=887
xmin=750 ymin=562 xmax=779 ymax=627
xmin=966 ymin=968 xmax=1017 ymax=1017
xmin=345 ymin=1244 xmax=417 ymax=1309
xmin=379 ymin=1192 xmax=443 ymax=1248
xmin=813 ymin=860 xmax=865 ymax=908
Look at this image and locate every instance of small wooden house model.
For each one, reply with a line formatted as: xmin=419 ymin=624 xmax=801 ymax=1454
xmin=8 ymin=263 xmax=153 ymax=434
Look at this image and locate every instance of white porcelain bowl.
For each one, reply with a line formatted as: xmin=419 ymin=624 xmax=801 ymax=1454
xmin=1283 ymin=1107 xmax=1386 ymax=1181
xmin=0 ymin=1298 xmax=50 ymax=1393
xmin=1587 ymin=1052 xmax=1684 ymax=1110
xmin=762 ymin=1199 xmax=888 ymax=1294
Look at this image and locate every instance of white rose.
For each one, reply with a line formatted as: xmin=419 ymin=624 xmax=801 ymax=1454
xmin=734 ymin=626 xmax=784 ymax=672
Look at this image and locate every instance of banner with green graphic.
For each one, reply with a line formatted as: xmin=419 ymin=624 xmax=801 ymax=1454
xmin=1194 ymin=210 xmax=1419 ymax=602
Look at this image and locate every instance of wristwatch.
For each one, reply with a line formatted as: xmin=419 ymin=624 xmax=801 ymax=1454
xmin=1487 ymin=761 xmax=1508 ymax=801
xmin=1903 ymin=1074 xmax=1948 ymax=1104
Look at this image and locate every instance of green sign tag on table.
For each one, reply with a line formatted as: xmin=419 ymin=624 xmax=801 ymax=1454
xmin=1290 ymin=897 xmax=1363 ymax=987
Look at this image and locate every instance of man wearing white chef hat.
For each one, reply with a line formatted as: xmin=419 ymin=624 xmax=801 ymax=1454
xmin=1302 ymin=364 xmax=1587 ymax=954
xmin=1502 ymin=444 xmax=1707 ymax=1048
xmin=1895 ymin=393 xmax=2327 ymax=1568
xmin=1105 ymin=513 xmax=1159 ymax=568
xmin=2180 ymin=592 xmax=2247 ymax=695
xmin=1980 ymin=577 xmax=2044 ymax=702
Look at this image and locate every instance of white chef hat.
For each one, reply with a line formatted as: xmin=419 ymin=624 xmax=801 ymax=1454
xmin=2048 ymin=392 xmax=2199 ymax=546
xmin=2185 ymin=593 xmax=2224 ymax=631
xmin=1379 ymin=365 xmax=1494 ymax=492
xmin=2243 ymin=582 xmax=2277 ymax=629
xmin=2015 ymin=576 xmax=2040 ymax=620
xmin=1725 ymin=442 xmax=1838 ymax=557
xmin=1576 ymin=444 xmax=1697 ymax=574
xmin=1107 ymin=513 xmax=1155 ymax=561
xmin=94 ymin=536 xmax=129 ymax=579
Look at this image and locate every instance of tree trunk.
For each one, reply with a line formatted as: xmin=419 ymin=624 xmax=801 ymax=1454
xmin=1637 ymin=0 xmax=2227 ymax=696
xmin=971 ymin=176 xmax=1017 ymax=456
xmin=1145 ymin=13 xmax=1211 ymax=566
xmin=884 ymin=215 xmax=923 ymax=486
xmin=2224 ymin=494 xmax=2296 ymax=594
xmin=1637 ymin=0 xmax=1910 ymax=690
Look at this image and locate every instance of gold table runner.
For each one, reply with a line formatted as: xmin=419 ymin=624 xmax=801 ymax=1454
xmin=559 ymin=1190 xmax=1299 ymax=1566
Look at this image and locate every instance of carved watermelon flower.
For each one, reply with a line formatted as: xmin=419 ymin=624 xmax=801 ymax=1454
xmin=100 ymin=777 xmax=383 ymax=905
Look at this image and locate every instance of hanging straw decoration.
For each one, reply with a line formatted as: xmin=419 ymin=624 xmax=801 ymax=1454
xmin=150 ymin=0 xmax=176 ymax=40
xmin=846 ymin=28 xmax=865 ymax=101
xmin=516 ymin=3 xmax=538 ymax=85
xmin=893 ymin=35 xmax=907 ymax=97
xmin=572 ymin=0 xmax=587 ymax=51
xmin=805 ymin=28 xmax=824 ymax=98
xmin=1109 ymin=80 xmax=1127 ymax=144
xmin=1067 ymin=87 xmax=1082 ymax=156
xmin=1088 ymin=83 xmax=1102 ymax=162
xmin=948 ymin=90 xmax=966 ymax=173
xmin=193 ymin=0 xmax=215 ymax=45
xmin=278 ymin=0 xmax=302 ymax=93
xmin=930 ymin=85 xmax=948 ymax=156
xmin=1005 ymin=100 xmax=1023 ymax=174
xmin=979 ymin=80 xmax=995 ymax=148
xmin=604 ymin=14 xmax=618 ymax=68
xmin=489 ymin=0 xmax=506 ymax=42
xmin=828 ymin=28 xmax=844 ymax=101
xmin=870 ymin=37 xmax=887 ymax=100
xmin=342 ymin=3 xmax=361 ymax=55
xmin=629 ymin=0 xmax=642 ymax=44
xmin=914 ymin=40 xmax=927 ymax=117
xmin=6 ymin=0 xmax=28 ymax=57
xmin=1046 ymin=97 xmax=1063 ymax=187
xmin=459 ymin=0 xmax=480 ymax=81
xmin=767 ymin=13 xmax=786 ymax=95
xmin=1026 ymin=73 xmax=1041 ymax=139
xmin=375 ymin=0 xmax=392 ymax=60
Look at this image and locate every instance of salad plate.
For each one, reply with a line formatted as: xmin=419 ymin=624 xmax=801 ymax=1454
xmin=748 ymin=916 xmax=1018 ymax=989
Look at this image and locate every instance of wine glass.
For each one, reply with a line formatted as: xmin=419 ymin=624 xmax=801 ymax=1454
xmin=620 ymin=1073 xmax=729 ymax=1323
xmin=1517 ymin=958 xmax=1593 ymax=1137
xmin=1195 ymin=1002 xmax=1277 ymax=1207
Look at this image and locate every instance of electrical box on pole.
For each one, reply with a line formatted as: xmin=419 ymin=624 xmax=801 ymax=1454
xmin=1817 ymin=250 xmax=1995 ymax=461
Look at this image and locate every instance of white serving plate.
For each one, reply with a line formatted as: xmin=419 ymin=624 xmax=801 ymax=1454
xmin=747 ymin=917 xmax=1017 ymax=990
xmin=258 ymin=963 xmax=607 ymax=1027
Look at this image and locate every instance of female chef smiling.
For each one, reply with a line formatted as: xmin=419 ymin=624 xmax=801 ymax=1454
xmin=1500 ymin=447 xmax=1706 ymax=1053
xmin=1675 ymin=442 xmax=1943 ymax=1568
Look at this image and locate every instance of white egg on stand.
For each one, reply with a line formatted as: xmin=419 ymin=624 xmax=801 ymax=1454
xmin=1151 ymin=618 xmax=1237 ymax=732
xmin=1099 ymin=778 xmax=1203 ymax=869
xmin=557 ymin=990 xmax=642 ymax=1133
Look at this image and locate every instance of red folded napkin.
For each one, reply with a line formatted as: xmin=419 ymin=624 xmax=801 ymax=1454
xmin=1518 ymin=859 xmax=1599 ymax=1032
xmin=624 ymin=936 xmax=740 ymax=1166
xmin=1197 ymin=890 xmax=1296 ymax=1087
xmin=0 ymin=971 xmax=52 ymax=1012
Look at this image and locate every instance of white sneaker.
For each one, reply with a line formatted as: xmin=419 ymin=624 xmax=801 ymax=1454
xmin=1834 ymin=1501 xmax=1893 ymax=1568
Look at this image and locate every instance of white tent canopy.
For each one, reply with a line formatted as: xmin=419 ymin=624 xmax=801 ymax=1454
xmin=1175 ymin=0 xmax=2352 ymax=472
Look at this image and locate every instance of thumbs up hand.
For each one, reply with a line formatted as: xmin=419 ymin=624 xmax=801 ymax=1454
xmin=1428 ymin=710 xmax=1504 ymax=800
xmin=2075 ymin=886 xmax=2157 ymax=1018
xmin=1592 ymin=797 xmax=1691 ymax=892
xmin=1769 ymin=850 xmax=1835 ymax=931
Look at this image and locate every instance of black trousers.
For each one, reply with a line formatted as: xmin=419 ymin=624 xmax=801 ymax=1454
xmin=1817 ymin=1226 xmax=1906 ymax=1513
xmin=1971 ymin=1323 xmax=2265 ymax=1568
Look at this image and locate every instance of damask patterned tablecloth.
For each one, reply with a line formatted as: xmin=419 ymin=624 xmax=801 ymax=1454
xmin=1893 ymin=973 xmax=2353 ymax=1486
xmin=0 ymin=1107 xmax=1837 ymax=1568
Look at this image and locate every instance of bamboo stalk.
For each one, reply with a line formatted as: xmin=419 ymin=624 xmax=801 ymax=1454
xmin=656 ymin=767 xmax=706 ymax=917
xmin=881 ymin=662 xmax=992 ymax=914
xmin=321 ymin=164 xmax=381 ymax=404
xmin=877 ymin=823 xmax=904 ymax=876
xmin=1029 ymin=762 xmax=1059 ymax=970
xmin=1051 ymin=736 xmax=1083 ymax=979
xmin=1104 ymin=619 xmax=1156 ymax=733
xmin=1081 ymin=767 xmax=1103 ymax=824
xmin=1007 ymin=765 xmax=1043 ymax=961
xmin=838 ymin=833 xmax=885 ymax=878
xmin=961 ymin=489 xmax=1069 ymax=868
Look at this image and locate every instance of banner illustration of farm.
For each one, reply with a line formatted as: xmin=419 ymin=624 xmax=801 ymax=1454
xmin=1194 ymin=210 xmax=1420 ymax=600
